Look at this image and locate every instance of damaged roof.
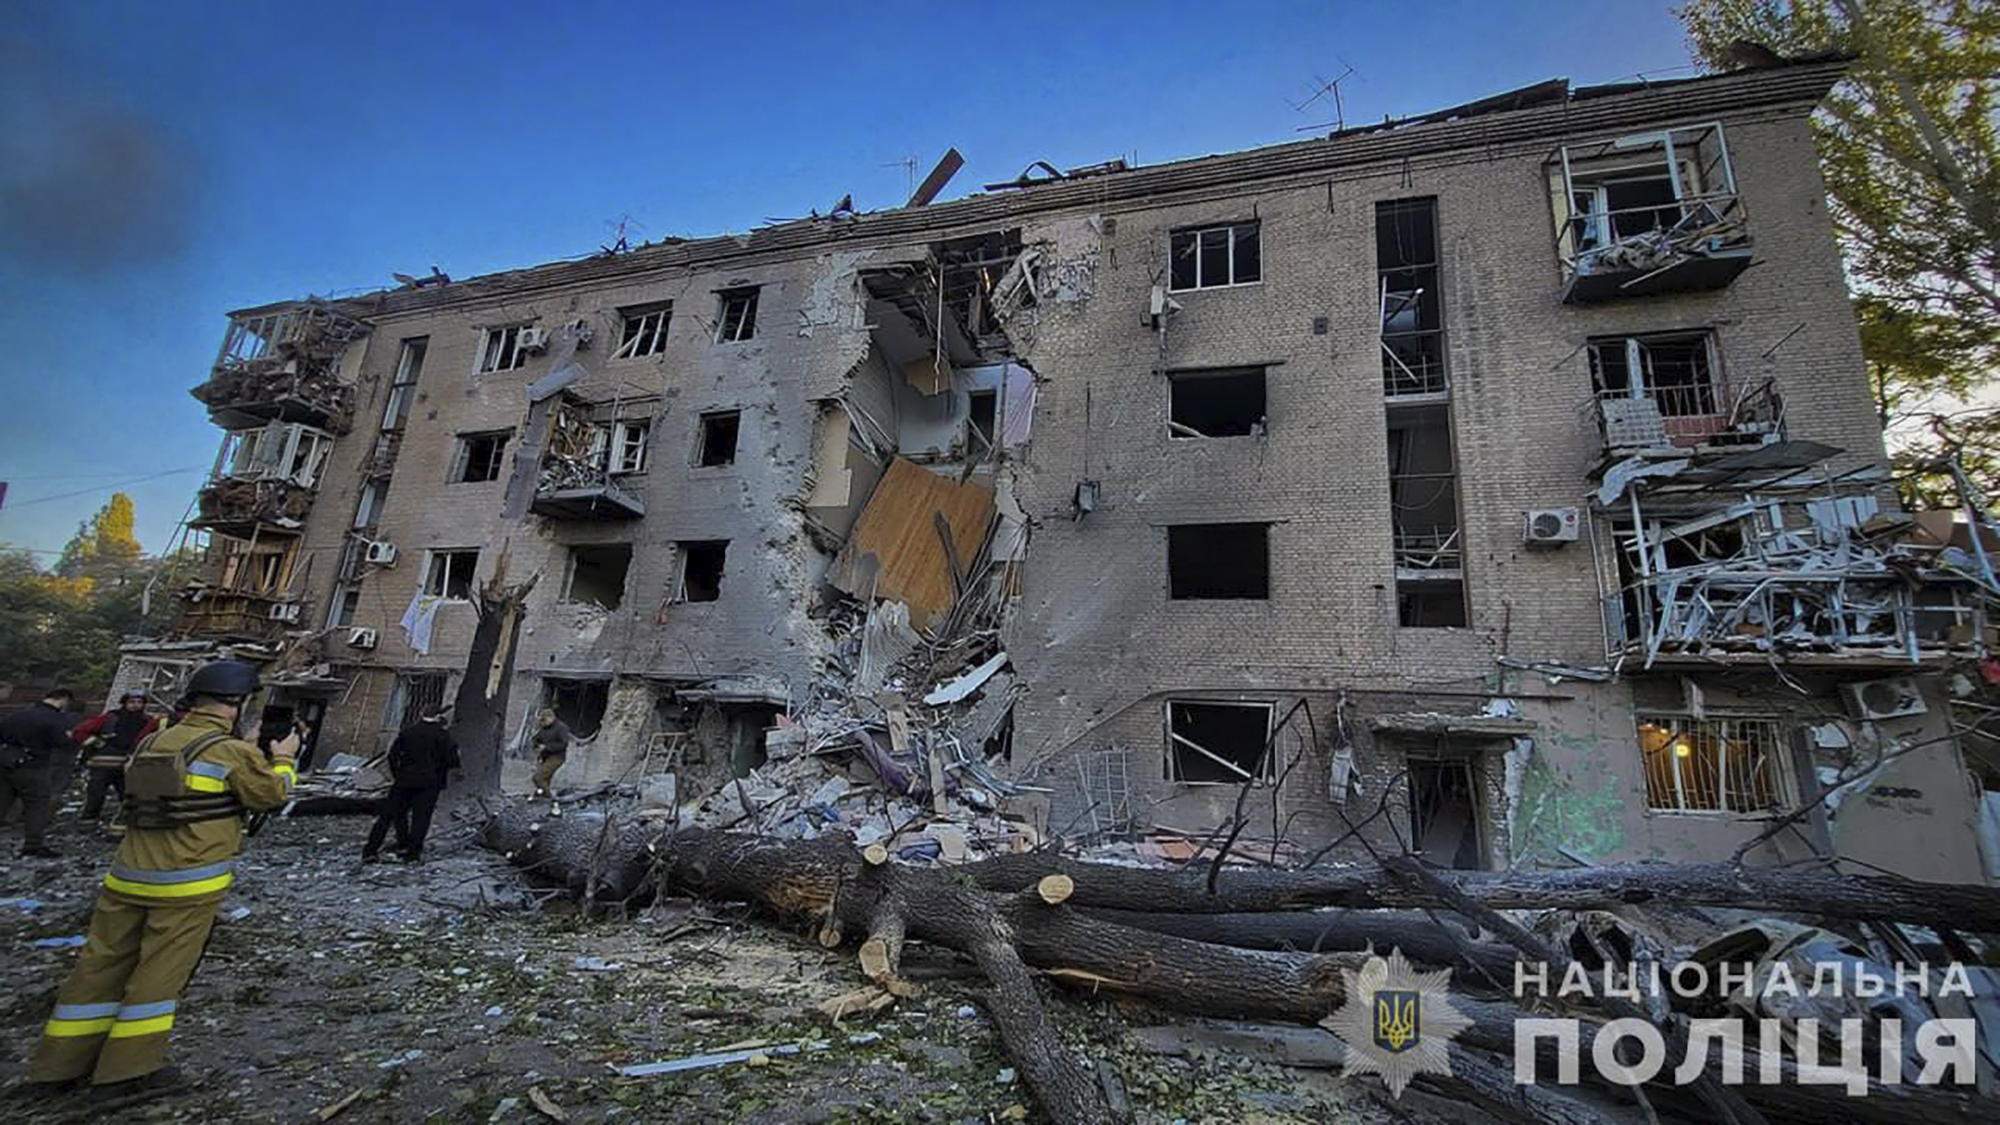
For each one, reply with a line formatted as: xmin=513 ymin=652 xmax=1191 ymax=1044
xmin=235 ymin=57 xmax=1852 ymax=322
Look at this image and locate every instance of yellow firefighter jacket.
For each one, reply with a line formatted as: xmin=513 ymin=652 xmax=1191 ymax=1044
xmin=106 ymin=707 xmax=295 ymax=906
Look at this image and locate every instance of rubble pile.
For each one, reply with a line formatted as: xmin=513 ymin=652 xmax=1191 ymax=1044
xmin=1574 ymin=202 xmax=1747 ymax=279
xmin=193 ymin=476 xmax=314 ymax=529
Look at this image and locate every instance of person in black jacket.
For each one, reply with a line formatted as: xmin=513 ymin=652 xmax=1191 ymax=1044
xmin=361 ymin=705 xmax=460 ymax=863
xmin=0 ymin=688 xmax=76 ymax=857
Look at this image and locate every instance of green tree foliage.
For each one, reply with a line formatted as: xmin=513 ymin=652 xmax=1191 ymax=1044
xmin=56 ymin=492 xmax=144 ymax=579
xmin=1677 ymin=0 xmax=2000 ymax=507
xmin=4 ymin=495 xmax=178 ymax=701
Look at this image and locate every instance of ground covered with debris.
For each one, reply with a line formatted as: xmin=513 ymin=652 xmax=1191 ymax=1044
xmin=2 ymin=806 xmax=1410 ymax=1125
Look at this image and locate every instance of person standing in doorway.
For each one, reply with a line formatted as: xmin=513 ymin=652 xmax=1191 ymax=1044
xmin=362 ymin=706 xmax=459 ymax=863
xmin=1 ymin=688 xmax=76 ymax=858
xmin=531 ymin=709 xmax=571 ymax=801
xmin=70 ymin=694 xmax=159 ymax=825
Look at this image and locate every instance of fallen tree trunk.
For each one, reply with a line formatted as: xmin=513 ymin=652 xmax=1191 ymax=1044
xmin=480 ymin=808 xmax=1993 ymax=1125
xmin=961 ymin=854 xmax=2000 ymax=933
xmin=1079 ymin=906 xmax=1517 ymax=982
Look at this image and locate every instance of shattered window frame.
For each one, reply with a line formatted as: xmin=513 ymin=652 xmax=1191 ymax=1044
xmin=423 ymin=549 xmax=481 ymax=601
xmin=696 ymin=411 xmax=741 ymax=468
xmin=675 ymin=540 xmax=728 ymax=603
xmin=609 ymin=420 xmax=651 ymax=475
xmin=382 ymin=337 xmax=427 ymax=430
xmin=1166 ymin=522 xmax=1272 ymax=600
xmin=1167 ymin=367 xmax=1267 ymax=439
xmin=476 ymin=324 xmax=529 ymax=374
xmin=352 ymin=478 xmax=388 ymax=529
xmin=1587 ymin=330 xmax=1723 ymax=419
xmin=613 ymin=302 xmax=673 ymax=360
xmin=455 ymin=431 xmax=510 ymax=484
xmin=715 ymin=287 xmax=760 ymax=343
xmin=1165 ymin=699 xmax=1277 ymax=785
xmin=1168 ymin=222 xmax=1261 ymax=292
xmin=1637 ymin=714 xmax=1786 ymax=815
xmin=562 ymin=543 xmax=634 ymax=609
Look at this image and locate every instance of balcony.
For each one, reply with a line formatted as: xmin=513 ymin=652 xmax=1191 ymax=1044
xmin=1551 ymin=123 xmax=1752 ymax=304
xmin=175 ymin=535 xmax=306 ymax=641
xmin=175 ymin=586 xmax=298 ymax=642
xmin=191 ymin=301 xmax=367 ymax=433
xmin=192 ymin=478 xmax=314 ymax=537
xmin=1589 ymin=376 xmax=1784 ymax=461
xmin=531 ymin=396 xmax=647 ymax=520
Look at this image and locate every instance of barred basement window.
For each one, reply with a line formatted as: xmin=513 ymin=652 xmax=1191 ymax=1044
xmin=1638 ymin=715 xmax=1784 ymax=813
xmin=1169 ymin=222 xmax=1261 ymax=291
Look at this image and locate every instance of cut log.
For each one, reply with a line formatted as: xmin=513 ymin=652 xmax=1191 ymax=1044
xmin=1036 ymin=874 xmax=1075 ymax=905
xmin=962 ymin=854 xmax=2000 ymax=933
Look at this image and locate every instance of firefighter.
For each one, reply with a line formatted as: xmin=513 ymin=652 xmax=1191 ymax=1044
xmin=27 ymin=660 xmax=296 ymax=1095
xmin=70 ymin=693 xmax=160 ymax=823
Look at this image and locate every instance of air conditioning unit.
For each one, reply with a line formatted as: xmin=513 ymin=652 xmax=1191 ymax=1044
xmin=1524 ymin=507 xmax=1581 ymax=547
xmin=267 ymin=603 xmax=301 ymax=623
xmin=346 ymin=627 xmax=378 ymax=650
xmin=517 ymin=325 xmax=551 ymax=354
xmin=364 ymin=541 xmax=398 ymax=567
xmin=1844 ymin=676 xmax=1928 ymax=722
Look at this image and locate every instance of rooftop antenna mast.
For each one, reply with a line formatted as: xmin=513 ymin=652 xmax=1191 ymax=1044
xmin=881 ymin=157 xmax=918 ymax=201
xmin=1290 ymin=60 xmax=1360 ymax=132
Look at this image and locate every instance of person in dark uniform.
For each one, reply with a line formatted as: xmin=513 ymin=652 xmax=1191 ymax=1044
xmin=70 ymin=694 xmax=160 ymax=823
xmin=361 ymin=705 xmax=459 ymax=863
xmin=1 ymin=688 xmax=76 ymax=857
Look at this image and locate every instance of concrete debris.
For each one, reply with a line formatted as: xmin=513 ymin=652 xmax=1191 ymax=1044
xmin=923 ymin=652 xmax=1007 ymax=706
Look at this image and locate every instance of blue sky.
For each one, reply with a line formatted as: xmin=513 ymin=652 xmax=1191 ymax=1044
xmin=0 ymin=0 xmax=1694 ymax=559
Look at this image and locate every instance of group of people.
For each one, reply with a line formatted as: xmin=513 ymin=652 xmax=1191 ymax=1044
xmin=5 ymin=667 xmax=581 ymax=1099
xmin=1 ymin=689 xmax=157 ymax=858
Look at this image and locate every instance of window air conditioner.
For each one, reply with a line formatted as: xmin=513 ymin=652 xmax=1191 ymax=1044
xmin=364 ymin=541 xmax=398 ymax=566
xmin=346 ymin=627 xmax=378 ymax=650
xmin=1843 ymin=677 xmax=1928 ymax=722
xmin=1524 ymin=507 xmax=1580 ymax=547
xmin=517 ymin=326 xmax=551 ymax=354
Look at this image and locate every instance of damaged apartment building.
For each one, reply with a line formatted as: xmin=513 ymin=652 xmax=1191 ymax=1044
xmin=118 ymin=55 xmax=2000 ymax=881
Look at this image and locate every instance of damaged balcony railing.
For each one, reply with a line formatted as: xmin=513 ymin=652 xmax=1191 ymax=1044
xmin=530 ymin=397 xmax=645 ymax=520
xmin=191 ymin=300 xmax=367 ymax=433
xmin=191 ymin=478 xmax=314 ymax=535
xmin=1589 ymin=377 xmax=1783 ymax=454
xmin=1551 ymin=122 xmax=1753 ymax=303
xmin=1393 ymin=528 xmax=1462 ymax=575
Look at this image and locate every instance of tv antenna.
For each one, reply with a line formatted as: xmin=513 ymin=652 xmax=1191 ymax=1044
xmin=1289 ymin=60 xmax=1360 ymax=132
xmin=602 ymin=213 xmax=645 ymax=255
xmin=881 ymin=156 xmax=918 ymax=201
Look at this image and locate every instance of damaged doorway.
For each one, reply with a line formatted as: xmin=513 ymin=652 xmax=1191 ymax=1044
xmin=1406 ymin=750 xmax=1486 ymax=870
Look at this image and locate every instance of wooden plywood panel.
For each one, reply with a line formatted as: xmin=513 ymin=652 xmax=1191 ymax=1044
xmin=830 ymin=457 xmax=995 ymax=626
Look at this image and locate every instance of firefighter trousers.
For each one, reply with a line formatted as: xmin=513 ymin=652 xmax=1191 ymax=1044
xmin=29 ymin=892 xmax=219 ymax=1084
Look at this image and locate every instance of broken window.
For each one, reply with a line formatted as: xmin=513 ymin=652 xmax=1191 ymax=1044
xmin=1551 ymin=124 xmax=1749 ymax=294
xmin=613 ymin=302 xmax=672 ymax=359
xmin=381 ymin=337 xmax=426 ymax=430
xmin=542 ymin=677 xmax=608 ymax=739
xmin=716 ymin=287 xmax=759 ymax=343
xmin=1638 ymin=715 xmax=1783 ymax=813
xmin=1377 ymin=198 xmax=1446 ymax=397
xmin=477 ymin=325 xmax=529 ymax=373
xmin=610 ymin=420 xmax=650 ymax=474
xmin=424 ymin=549 xmax=480 ymax=600
xmin=1169 ymin=222 xmax=1261 ymax=291
xmin=222 ymin=422 xmax=333 ymax=488
xmin=328 ymin=584 xmax=361 ymax=629
xmin=1589 ymin=332 xmax=1720 ymax=418
xmin=1166 ymin=700 xmax=1274 ymax=783
xmin=1387 ymin=403 xmax=1466 ymax=626
xmin=1408 ymin=753 xmax=1484 ymax=870
xmin=677 ymin=540 xmax=727 ymax=602
xmin=352 ymin=479 xmax=387 ymax=529
xmin=564 ymin=543 xmax=632 ymax=609
xmin=1168 ymin=368 xmax=1266 ymax=438
xmin=966 ymin=389 xmax=998 ymax=456
xmin=697 ymin=411 xmax=740 ymax=467
xmin=217 ymin=536 xmax=298 ymax=595
xmin=457 ymin=431 xmax=508 ymax=483
xmin=1167 ymin=523 xmax=1270 ymax=600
